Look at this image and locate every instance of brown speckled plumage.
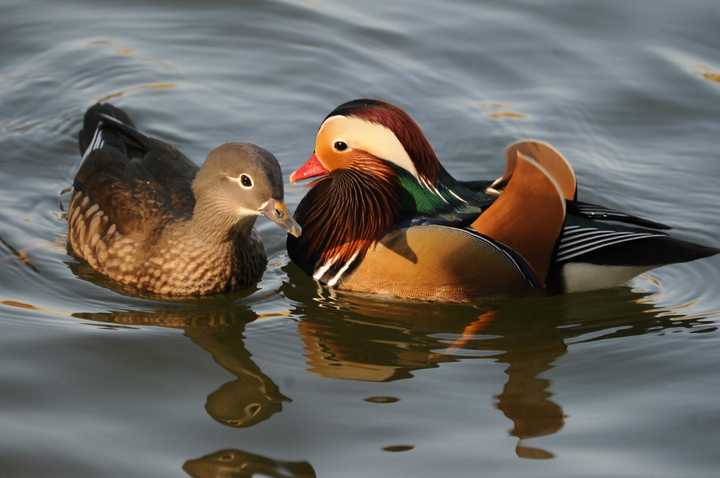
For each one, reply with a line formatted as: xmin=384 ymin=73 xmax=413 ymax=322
xmin=68 ymin=103 xmax=298 ymax=297
xmin=67 ymin=189 xmax=267 ymax=295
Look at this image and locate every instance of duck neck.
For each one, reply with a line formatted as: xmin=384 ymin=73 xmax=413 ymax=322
xmin=190 ymin=196 xmax=257 ymax=244
xmin=290 ymin=163 xmax=400 ymax=274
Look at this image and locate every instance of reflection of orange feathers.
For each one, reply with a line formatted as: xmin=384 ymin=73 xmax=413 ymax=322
xmin=472 ymin=152 xmax=566 ymax=285
xmin=448 ymin=310 xmax=497 ymax=350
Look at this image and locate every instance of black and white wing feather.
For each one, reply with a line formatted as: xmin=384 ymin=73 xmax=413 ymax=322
xmin=555 ymin=216 xmax=717 ymax=266
xmin=555 ymin=220 xmax=667 ymax=263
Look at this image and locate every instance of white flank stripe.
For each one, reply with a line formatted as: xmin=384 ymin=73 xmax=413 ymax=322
xmin=326 ymin=251 xmax=360 ymax=287
xmin=313 ymin=257 xmax=337 ymax=281
xmin=556 ymin=234 xmax=664 ymax=262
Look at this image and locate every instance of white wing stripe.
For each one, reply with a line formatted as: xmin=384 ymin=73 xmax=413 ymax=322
xmin=82 ymin=127 xmax=102 ymax=160
xmin=559 ymin=232 xmax=656 ymax=255
xmin=561 ymin=228 xmax=598 ymax=238
xmin=556 ymin=234 xmax=665 ymax=262
xmin=560 ymin=230 xmax=613 ymax=243
xmin=559 ymin=231 xmax=645 ymax=250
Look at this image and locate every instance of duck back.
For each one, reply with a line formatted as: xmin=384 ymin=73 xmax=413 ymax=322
xmin=73 ymin=103 xmax=198 ymax=240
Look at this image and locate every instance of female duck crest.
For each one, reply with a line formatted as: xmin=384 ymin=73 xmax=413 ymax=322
xmin=327 ymin=99 xmax=441 ymax=184
xmin=288 ymin=156 xmax=400 ymax=285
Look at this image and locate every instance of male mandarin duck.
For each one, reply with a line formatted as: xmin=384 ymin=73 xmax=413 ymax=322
xmin=68 ymin=103 xmax=301 ymax=297
xmin=287 ymin=99 xmax=718 ymax=301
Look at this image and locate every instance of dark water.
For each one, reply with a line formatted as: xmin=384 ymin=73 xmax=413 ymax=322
xmin=2 ymin=0 xmax=720 ymax=476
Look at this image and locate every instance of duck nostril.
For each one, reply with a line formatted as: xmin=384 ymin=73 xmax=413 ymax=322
xmin=274 ymin=208 xmax=283 ymax=218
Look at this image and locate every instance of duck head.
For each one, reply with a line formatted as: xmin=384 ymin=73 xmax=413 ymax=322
xmin=290 ymin=99 xmax=441 ymax=185
xmin=193 ymin=143 xmax=301 ymax=238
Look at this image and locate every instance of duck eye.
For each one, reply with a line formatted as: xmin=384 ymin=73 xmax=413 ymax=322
xmin=333 ymin=141 xmax=348 ymax=152
xmin=239 ymin=174 xmax=253 ymax=188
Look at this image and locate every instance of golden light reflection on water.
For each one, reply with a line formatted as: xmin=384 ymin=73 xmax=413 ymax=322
xmin=696 ymin=65 xmax=720 ymax=83
xmin=0 ymin=299 xmax=72 ymax=320
xmin=114 ymin=47 xmax=136 ymax=57
xmin=702 ymin=72 xmax=720 ymax=83
xmin=466 ymin=100 xmax=528 ymax=120
xmin=98 ymin=82 xmax=177 ymax=102
xmin=487 ymin=111 xmax=527 ymax=120
xmin=0 ymin=235 xmax=39 ymax=272
xmin=0 ymin=299 xmax=40 ymax=310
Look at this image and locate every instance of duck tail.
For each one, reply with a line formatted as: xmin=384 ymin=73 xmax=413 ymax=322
xmin=78 ymin=103 xmax=136 ymax=157
xmin=651 ymin=237 xmax=720 ymax=266
xmin=579 ymin=235 xmax=720 ymax=267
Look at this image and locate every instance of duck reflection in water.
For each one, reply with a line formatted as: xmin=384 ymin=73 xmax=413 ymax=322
xmin=285 ymin=290 xmax=567 ymax=458
xmin=282 ymin=270 xmax=708 ymax=459
xmin=183 ymin=448 xmax=316 ymax=478
xmin=76 ymin=304 xmax=319 ymax=477
xmin=74 ymin=304 xmax=287 ymax=428
xmin=74 ymin=273 xmax=709 ymax=462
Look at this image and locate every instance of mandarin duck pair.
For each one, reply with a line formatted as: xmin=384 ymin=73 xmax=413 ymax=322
xmin=68 ymin=101 xmax=718 ymax=300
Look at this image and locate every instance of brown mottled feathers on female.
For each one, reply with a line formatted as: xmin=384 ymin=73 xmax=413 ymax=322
xmin=68 ymin=103 xmax=301 ymax=297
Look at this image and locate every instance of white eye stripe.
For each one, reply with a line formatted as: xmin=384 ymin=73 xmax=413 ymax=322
xmin=320 ymin=115 xmax=420 ymax=179
xmin=228 ymin=174 xmax=254 ymax=189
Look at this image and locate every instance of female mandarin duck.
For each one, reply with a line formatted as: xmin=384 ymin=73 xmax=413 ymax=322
xmin=68 ymin=103 xmax=301 ymax=297
xmin=287 ymin=99 xmax=718 ymax=301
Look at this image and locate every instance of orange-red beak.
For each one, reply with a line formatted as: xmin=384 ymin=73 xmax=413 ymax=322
xmin=289 ymin=152 xmax=329 ymax=183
